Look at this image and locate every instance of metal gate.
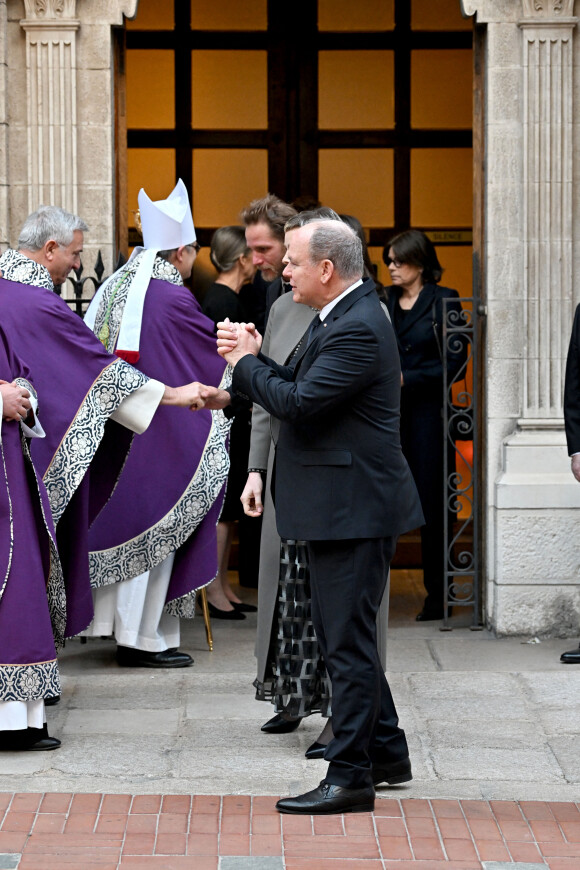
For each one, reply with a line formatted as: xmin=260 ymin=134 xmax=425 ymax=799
xmin=55 ymin=252 xmax=126 ymax=316
xmin=441 ymin=296 xmax=483 ymax=630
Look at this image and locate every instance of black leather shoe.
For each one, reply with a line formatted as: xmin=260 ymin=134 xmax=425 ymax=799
xmin=372 ymin=756 xmax=412 ymax=786
xmin=261 ymin=713 xmax=302 ymax=734
xmin=25 ymin=737 xmax=61 ymax=751
xmin=560 ymin=645 xmax=580 ymax=663
xmin=116 ymin=646 xmax=193 ymax=668
xmin=0 ymin=725 xmax=61 ymax=751
xmin=276 ymin=781 xmax=375 ymax=815
xmin=44 ymin=695 xmax=60 ymax=706
xmin=207 ymin=602 xmax=246 ymax=620
xmin=232 ymin=601 xmax=257 ymax=613
xmin=305 ymin=741 xmax=326 ymax=759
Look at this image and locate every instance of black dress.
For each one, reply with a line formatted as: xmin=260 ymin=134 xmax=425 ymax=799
xmin=202 ymin=283 xmax=261 ymax=585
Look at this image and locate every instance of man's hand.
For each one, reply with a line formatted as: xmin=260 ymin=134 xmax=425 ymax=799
xmin=240 ymin=471 xmax=264 ymax=517
xmin=0 ymin=382 xmax=31 ymax=422
xmin=161 ymin=381 xmax=228 ymax=411
xmin=198 ymin=385 xmax=232 ymax=410
xmin=571 ymin=454 xmax=580 ymax=482
xmin=217 ymin=319 xmax=262 ymax=367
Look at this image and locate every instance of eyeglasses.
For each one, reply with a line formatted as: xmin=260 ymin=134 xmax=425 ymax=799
xmin=192 ymin=241 xmax=201 ymax=253
xmin=384 ymin=256 xmax=404 ymax=268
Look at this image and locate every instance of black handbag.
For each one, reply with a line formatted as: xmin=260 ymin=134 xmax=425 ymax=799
xmin=432 ymin=302 xmax=473 ymax=441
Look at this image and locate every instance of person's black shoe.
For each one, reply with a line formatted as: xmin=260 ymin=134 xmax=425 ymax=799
xmin=116 ymin=646 xmax=193 ymax=668
xmin=207 ymin=602 xmax=246 ymax=620
xmin=0 ymin=725 xmax=61 ymax=751
xmin=372 ymin=756 xmax=412 ymax=786
xmin=261 ymin=713 xmax=302 ymax=734
xmin=24 ymin=736 xmax=61 ymax=751
xmin=305 ymin=741 xmax=326 ymax=759
xmin=232 ymin=601 xmax=257 ymax=613
xmin=44 ymin=695 xmax=60 ymax=706
xmin=276 ymin=781 xmax=375 ymax=815
xmin=560 ymin=645 xmax=580 ymax=663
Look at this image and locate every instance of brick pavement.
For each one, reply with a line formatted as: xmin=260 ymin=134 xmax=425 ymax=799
xmin=1 ymin=792 xmax=580 ymax=869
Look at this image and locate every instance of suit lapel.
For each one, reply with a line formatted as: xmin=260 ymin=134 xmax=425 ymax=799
xmin=389 ymin=284 xmax=437 ymax=337
xmin=289 ymin=279 xmax=376 ymax=378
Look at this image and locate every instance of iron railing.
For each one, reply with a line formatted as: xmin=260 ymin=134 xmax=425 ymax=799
xmin=441 ymin=296 xmax=481 ymax=630
xmin=55 ymin=252 xmax=126 ymax=316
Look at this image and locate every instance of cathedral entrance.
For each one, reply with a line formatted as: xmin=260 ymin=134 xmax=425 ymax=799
xmin=119 ymin=0 xmax=480 ymax=625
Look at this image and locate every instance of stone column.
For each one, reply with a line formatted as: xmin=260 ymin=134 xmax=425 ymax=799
xmin=462 ymin=0 xmax=580 ymax=637
xmin=8 ymin=0 xmax=138 ymax=273
xmin=20 ymin=0 xmax=80 ymax=214
xmin=519 ymin=0 xmax=576 ymax=423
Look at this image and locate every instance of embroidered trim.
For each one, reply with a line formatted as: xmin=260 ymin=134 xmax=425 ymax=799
xmin=43 ymin=359 xmax=149 ymax=524
xmin=89 ymin=368 xmax=233 ymax=614
xmin=0 ymin=659 xmax=60 ymax=702
xmin=92 ymin=254 xmax=183 ymax=354
xmin=21 ymin=436 xmax=67 ymax=648
xmin=0 ymin=249 xmax=53 ymax=290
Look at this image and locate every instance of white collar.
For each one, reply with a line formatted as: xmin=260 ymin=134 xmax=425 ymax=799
xmin=318 ymin=278 xmax=363 ymax=321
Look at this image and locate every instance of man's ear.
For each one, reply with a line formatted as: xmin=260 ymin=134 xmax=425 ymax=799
xmin=44 ymin=239 xmax=59 ymax=260
xmin=320 ymin=258 xmax=334 ymax=284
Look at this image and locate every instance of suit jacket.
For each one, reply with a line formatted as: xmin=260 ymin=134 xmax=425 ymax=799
xmin=564 ymin=303 xmax=580 ymax=455
xmin=386 ymin=283 xmax=465 ymax=397
xmin=233 ymin=278 xmax=423 ymax=541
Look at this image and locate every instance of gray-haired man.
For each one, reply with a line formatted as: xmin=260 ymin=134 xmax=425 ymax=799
xmin=0 ymin=205 xmax=87 ymax=289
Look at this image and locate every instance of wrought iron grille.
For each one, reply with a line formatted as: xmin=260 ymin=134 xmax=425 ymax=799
xmin=55 ymin=252 xmax=126 ymax=317
xmin=441 ymin=296 xmax=481 ymax=630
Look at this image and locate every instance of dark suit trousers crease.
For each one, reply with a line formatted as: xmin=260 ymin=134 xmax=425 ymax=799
xmin=307 ymin=536 xmax=408 ymax=789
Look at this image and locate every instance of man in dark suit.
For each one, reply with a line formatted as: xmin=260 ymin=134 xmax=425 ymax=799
xmin=212 ymin=215 xmax=423 ymax=814
xmin=240 ymin=193 xmax=296 ymax=326
xmin=560 ymin=304 xmax=580 ymax=663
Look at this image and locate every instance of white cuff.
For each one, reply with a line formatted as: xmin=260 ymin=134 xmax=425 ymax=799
xmin=109 ymin=378 xmax=165 ymax=434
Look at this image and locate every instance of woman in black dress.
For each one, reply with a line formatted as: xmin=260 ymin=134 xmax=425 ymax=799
xmin=202 ymin=226 xmax=257 ymax=618
xmin=384 ymin=230 xmax=466 ymax=621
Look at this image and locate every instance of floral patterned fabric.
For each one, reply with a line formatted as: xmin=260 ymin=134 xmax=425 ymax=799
xmin=0 ymin=249 xmax=54 ymax=290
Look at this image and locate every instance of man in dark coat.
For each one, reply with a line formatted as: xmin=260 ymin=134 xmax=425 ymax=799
xmin=207 ymin=215 xmax=423 ymax=814
xmin=560 ymin=304 xmax=580 ymax=663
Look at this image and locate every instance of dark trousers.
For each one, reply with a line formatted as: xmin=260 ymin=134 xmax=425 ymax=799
xmin=307 ymin=536 xmax=408 ymax=790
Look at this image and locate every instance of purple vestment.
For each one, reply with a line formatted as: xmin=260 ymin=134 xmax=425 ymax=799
xmin=0 ymin=327 xmax=63 ymax=703
xmin=87 ymin=275 xmax=229 ymax=612
xmin=0 ymin=277 xmax=150 ymax=637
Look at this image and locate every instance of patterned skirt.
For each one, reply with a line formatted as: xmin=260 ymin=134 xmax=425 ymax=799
xmin=254 ymin=539 xmax=332 ymax=719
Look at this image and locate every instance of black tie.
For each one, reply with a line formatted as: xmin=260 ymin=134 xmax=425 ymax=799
xmin=307 ymin=314 xmax=322 ymax=346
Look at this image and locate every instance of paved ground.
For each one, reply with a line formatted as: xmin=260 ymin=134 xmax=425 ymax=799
xmin=1 ymin=792 xmax=580 ymax=869
xmin=2 ymin=570 xmax=580 ymax=868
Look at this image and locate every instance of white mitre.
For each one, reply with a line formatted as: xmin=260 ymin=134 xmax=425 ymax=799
xmin=139 ymin=178 xmax=196 ymax=249
xmin=85 ymin=179 xmax=196 ymax=362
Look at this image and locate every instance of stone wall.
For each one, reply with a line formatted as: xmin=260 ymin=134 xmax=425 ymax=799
xmin=5 ymin=0 xmax=137 ymax=275
xmin=463 ymin=0 xmax=580 ymax=636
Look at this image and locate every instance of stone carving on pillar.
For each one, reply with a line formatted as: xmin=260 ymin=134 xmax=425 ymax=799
xmin=518 ymin=0 xmax=577 ymax=424
xmin=521 ymin=0 xmax=575 ymax=18
xmin=20 ymin=0 xmax=80 ymax=214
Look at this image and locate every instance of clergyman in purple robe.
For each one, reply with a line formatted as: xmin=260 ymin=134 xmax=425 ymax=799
xmin=0 ymin=207 xmax=220 ymax=678
xmin=83 ymin=180 xmax=230 ymax=668
xmin=0 ymin=329 xmax=65 ymax=751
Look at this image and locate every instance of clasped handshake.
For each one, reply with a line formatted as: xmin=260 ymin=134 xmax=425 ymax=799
xmin=188 ymin=318 xmax=262 ymax=412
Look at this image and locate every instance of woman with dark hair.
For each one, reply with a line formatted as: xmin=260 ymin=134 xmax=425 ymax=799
xmin=384 ymin=229 xmax=465 ymax=621
xmin=202 ymin=226 xmax=257 ymax=617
